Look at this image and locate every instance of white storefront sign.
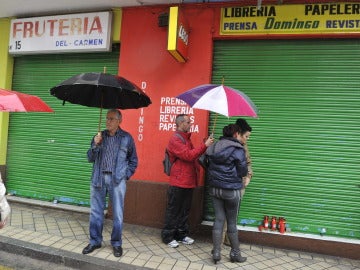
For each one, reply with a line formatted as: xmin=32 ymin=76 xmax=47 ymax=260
xmin=9 ymin=11 xmax=112 ymax=55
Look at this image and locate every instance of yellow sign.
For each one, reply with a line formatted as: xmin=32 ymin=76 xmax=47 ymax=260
xmin=167 ymin=6 xmax=189 ymax=63
xmin=220 ymin=3 xmax=360 ymax=35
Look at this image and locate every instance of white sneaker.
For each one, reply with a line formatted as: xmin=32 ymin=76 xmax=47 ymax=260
xmin=168 ymin=239 xmax=179 ymax=248
xmin=180 ymin=236 xmax=194 ymax=245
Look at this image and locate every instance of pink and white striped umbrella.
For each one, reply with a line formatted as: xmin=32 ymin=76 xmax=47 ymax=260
xmin=176 ymin=84 xmax=258 ymax=117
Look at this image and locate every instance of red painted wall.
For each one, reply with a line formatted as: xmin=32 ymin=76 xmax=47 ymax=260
xmin=116 ymin=1 xmax=357 ymax=184
xmin=119 ymin=6 xmax=216 ymax=184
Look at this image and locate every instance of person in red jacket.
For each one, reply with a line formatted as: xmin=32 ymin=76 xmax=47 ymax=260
xmin=161 ymin=114 xmax=214 ymax=248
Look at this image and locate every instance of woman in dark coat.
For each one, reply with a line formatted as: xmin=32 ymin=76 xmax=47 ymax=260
xmin=205 ymin=124 xmax=248 ymax=264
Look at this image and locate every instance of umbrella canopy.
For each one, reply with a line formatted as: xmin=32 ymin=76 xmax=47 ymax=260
xmin=0 ymin=88 xmax=53 ymax=112
xmin=176 ymin=84 xmax=258 ymax=117
xmin=50 ymin=72 xmax=152 ymax=132
xmin=50 ymin=72 xmax=151 ymax=109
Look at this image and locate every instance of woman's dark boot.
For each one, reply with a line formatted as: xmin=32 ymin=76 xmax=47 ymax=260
xmin=230 ymin=249 xmax=247 ymax=263
xmin=227 ymin=232 xmax=247 ymax=263
xmin=212 ymin=230 xmax=222 ymax=264
xmin=211 ymin=249 xmax=221 ymax=264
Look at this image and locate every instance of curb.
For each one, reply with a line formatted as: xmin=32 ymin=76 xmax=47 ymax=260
xmin=0 ymin=235 xmax=150 ymax=270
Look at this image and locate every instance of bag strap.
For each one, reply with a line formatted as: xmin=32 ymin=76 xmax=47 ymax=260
xmin=169 ymin=133 xmax=186 ymax=164
xmin=174 ymin=132 xmax=186 ymax=144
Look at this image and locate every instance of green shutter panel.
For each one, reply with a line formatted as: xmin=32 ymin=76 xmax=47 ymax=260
xmin=204 ymin=39 xmax=360 ymax=239
xmin=7 ymin=44 xmax=120 ymax=206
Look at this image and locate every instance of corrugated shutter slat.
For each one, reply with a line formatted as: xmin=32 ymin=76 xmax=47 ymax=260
xmin=7 ymin=44 xmax=120 ymax=206
xmin=204 ymin=39 xmax=360 ymax=239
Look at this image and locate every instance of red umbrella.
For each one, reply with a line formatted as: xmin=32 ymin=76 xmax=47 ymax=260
xmin=0 ymin=88 xmax=53 ymax=112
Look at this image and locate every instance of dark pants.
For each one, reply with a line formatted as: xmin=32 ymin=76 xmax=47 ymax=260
xmin=161 ymin=186 xmax=193 ymax=244
xmin=210 ymin=187 xmax=241 ymax=234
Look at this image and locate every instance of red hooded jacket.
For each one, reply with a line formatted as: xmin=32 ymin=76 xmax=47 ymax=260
xmin=167 ymin=131 xmax=207 ymax=188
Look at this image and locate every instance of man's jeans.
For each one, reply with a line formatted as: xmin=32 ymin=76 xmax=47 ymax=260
xmin=89 ymin=173 xmax=126 ymax=247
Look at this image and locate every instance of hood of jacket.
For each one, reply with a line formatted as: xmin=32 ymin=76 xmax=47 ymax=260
xmin=206 ymin=137 xmax=243 ymax=159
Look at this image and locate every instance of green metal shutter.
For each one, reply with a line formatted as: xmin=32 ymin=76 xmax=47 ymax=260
xmin=7 ymin=44 xmax=120 ymax=206
xmin=204 ymin=39 xmax=360 ymax=239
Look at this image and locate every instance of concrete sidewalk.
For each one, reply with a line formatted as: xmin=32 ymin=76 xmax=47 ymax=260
xmin=1 ymin=197 xmax=359 ymax=270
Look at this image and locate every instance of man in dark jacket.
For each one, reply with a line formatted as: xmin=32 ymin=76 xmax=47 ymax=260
xmin=82 ymin=109 xmax=138 ymax=257
xmin=161 ymin=114 xmax=214 ymax=248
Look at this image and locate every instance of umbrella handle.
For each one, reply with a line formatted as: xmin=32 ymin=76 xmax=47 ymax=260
xmin=211 ymin=113 xmax=218 ymax=135
xmin=98 ymin=91 xmax=104 ymax=133
xmin=98 ymin=107 xmax=102 ymax=133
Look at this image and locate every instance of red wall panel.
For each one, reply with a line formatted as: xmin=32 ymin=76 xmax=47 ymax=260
xmin=119 ymin=6 xmax=215 ymax=184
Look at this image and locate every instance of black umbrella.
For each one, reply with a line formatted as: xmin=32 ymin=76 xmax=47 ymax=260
xmin=50 ymin=71 xmax=152 ymax=131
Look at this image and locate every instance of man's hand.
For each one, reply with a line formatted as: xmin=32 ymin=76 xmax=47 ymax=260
xmin=204 ymin=136 xmax=215 ymax=147
xmin=94 ymin=132 xmax=102 ymax=145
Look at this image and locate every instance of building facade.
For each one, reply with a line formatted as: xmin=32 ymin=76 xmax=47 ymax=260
xmin=0 ymin=0 xmax=359 ymax=259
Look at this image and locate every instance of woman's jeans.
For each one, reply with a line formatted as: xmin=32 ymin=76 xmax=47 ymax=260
xmin=210 ymin=187 xmax=241 ymax=234
xmin=89 ymin=173 xmax=126 ymax=247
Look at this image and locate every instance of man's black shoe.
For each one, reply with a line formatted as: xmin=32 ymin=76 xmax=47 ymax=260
xmin=82 ymin=244 xmax=101 ymax=254
xmin=113 ymin=246 xmax=123 ymax=257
